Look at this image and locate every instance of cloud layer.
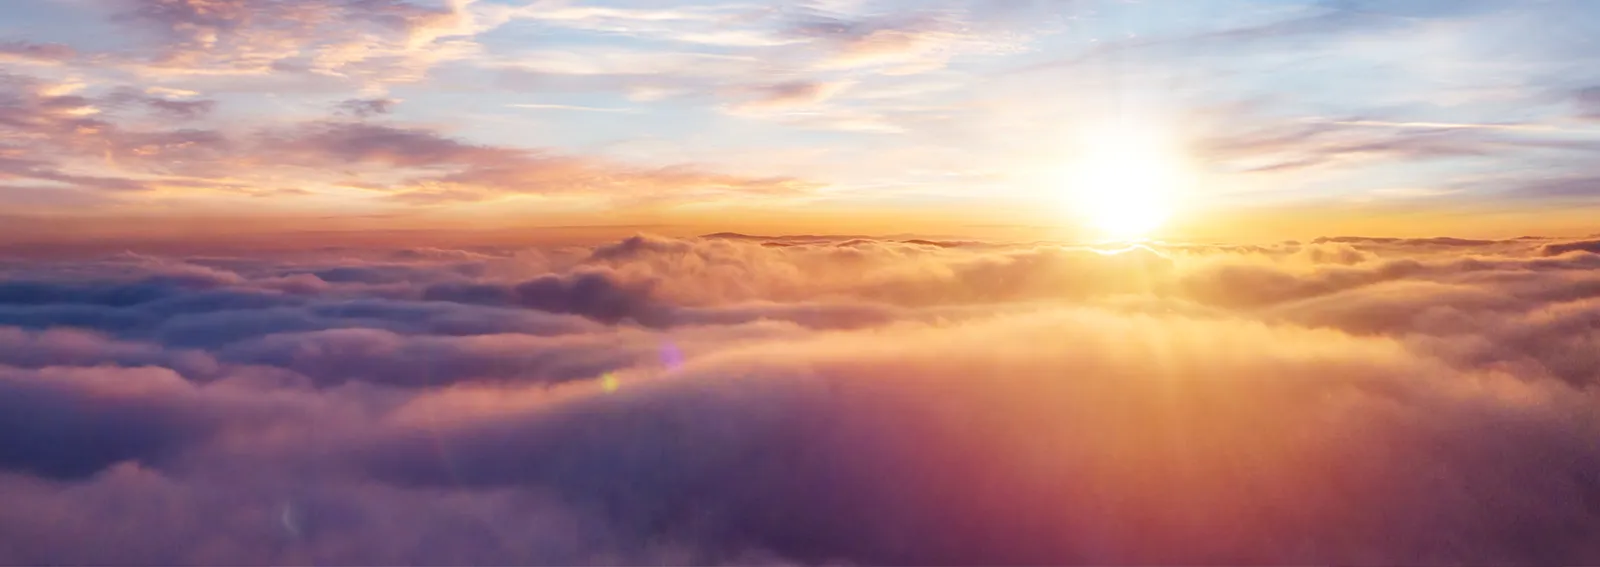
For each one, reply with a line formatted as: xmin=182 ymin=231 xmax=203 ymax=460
xmin=0 ymin=233 xmax=1598 ymax=564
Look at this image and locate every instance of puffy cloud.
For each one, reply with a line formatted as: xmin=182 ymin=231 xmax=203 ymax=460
xmin=0 ymin=233 xmax=1598 ymax=563
xmin=0 ymin=363 xmax=327 ymax=479
xmin=1540 ymin=238 xmax=1600 ymax=256
xmin=331 ymin=307 xmax=1600 ymax=564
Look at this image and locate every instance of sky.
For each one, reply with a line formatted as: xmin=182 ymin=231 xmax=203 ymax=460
xmin=4 ymin=0 xmax=1600 ymax=243
xmin=8 ymin=2 xmax=1600 ymax=565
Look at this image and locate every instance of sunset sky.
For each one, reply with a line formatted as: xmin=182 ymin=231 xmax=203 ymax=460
xmin=5 ymin=0 xmax=1600 ymax=242
xmin=6 ymin=2 xmax=1600 ymax=565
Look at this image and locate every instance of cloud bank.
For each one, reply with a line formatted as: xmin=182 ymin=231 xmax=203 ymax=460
xmin=0 ymin=233 xmax=1599 ymax=564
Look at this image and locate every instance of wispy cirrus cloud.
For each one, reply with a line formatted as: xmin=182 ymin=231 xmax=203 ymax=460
xmin=1195 ymin=114 xmax=1600 ymax=177
xmin=506 ymin=103 xmax=637 ymax=113
xmin=0 ymin=68 xmax=821 ymax=211
xmin=259 ymin=121 xmax=818 ymax=204
xmin=726 ymin=79 xmax=852 ymax=111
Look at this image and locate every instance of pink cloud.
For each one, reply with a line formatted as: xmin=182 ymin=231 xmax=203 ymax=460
xmin=262 ymin=121 xmax=818 ymax=203
xmin=0 ymin=41 xmax=77 ymax=64
xmin=108 ymin=0 xmax=483 ymax=84
xmin=0 ymin=71 xmax=821 ymax=208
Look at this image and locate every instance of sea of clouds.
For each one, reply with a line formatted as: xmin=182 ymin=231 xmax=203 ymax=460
xmin=1 ymin=233 xmax=1599 ymax=564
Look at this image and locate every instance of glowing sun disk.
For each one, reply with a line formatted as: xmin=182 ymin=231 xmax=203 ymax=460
xmin=1059 ymin=131 xmax=1190 ymax=240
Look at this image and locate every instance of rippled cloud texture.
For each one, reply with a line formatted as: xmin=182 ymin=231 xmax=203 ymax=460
xmin=2 ymin=233 xmax=1600 ymax=565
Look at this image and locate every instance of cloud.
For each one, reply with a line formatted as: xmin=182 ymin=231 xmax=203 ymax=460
xmin=107 ymin=0 xmax=493 ymax=85
xmin=105 ymin=87 xmax=218 ymax=120
xmin=1196 ymin=120 xmax=1522 ymax=174
xmin=261 ymin=121 xmax=818 ymax=203
xmin=143 ymin=97 xmax=217 ymax=120
xmin=1578 ymin=87 xmax=1600 ymax=120
xmin=0 ymin=41 xmax=77 ymax=64
xmin=337 ymin=307 xmax=1600 ymax=564
xmin=509 ymin=3 xmax=796 ymax=48
xmin=779 ymin=6 xmax=1020 ymax=76
xmin=729 ymin=80 xmax=851 ymax=111
xmin=337 ymin=97 xmax=399 ymax=118
xmin=1497 ymin=175 xmax=1600 ymax=202
xmin=0 ymin=233 xmax=1599 ymax=563
xmin=426 ymin=268 xmax=668 ymax=325
xmin=1010 ymin=5 xmax=1378 ymax=75
xmin=0 ymin=68 xmax=821 ymax=208
xmin=266 ymin=121 xmax=495 ymax=168
xmin=1011 ymin=0 xmax=1522 ymax=77
xmin=144 ymin=86 xmax=201 ymax=98
xmin=0 ymin=326 xmax=217 ymax=375
xmin=1539 ymin=238 xmax=1600 ymax=256
xmin=481 ymin=2 xmax=1025 ymax=135
xmin=0 ymin=363 xmax=324 ymax=479
xmin=0 ymin=73 xmax=235 ymax=198
xmin=507 ymin=103 xmax=637 ymax=113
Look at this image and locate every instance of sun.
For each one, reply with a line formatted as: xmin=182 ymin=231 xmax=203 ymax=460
xmin=1058 ymin=127 xmax=1191 ymax=241
xmin=1076 ymin=154 xmax=1175 ymax=239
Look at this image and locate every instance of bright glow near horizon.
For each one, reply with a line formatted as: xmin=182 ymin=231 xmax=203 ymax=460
xmin=1059 ymin=126 xmax=1192 ymax=240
